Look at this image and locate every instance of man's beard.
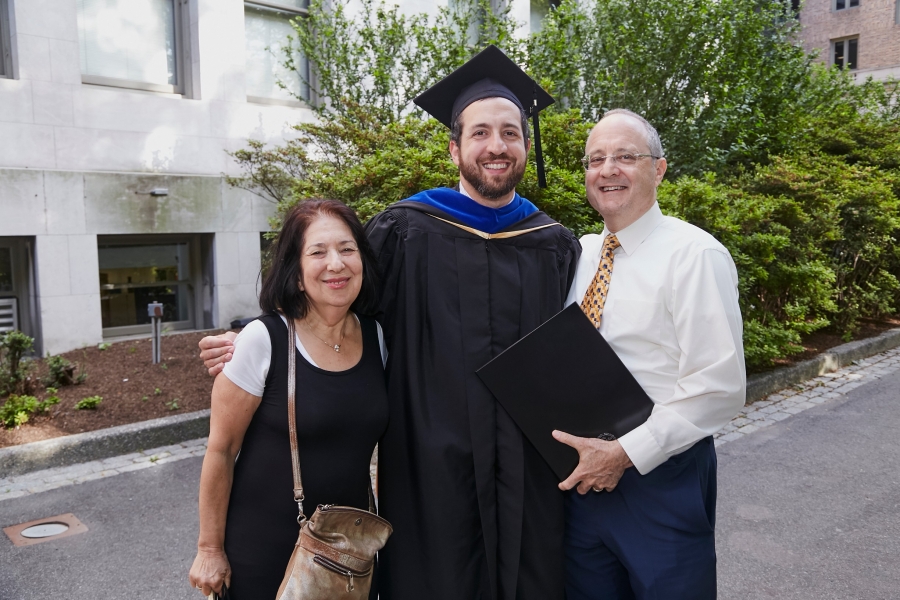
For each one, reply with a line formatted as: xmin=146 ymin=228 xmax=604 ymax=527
xmin=458 ymin=154 xmax=526 ymax=201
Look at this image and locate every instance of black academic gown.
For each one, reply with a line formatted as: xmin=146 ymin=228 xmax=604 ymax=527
xmin=365 ymin=199 xmax=581 ymax=600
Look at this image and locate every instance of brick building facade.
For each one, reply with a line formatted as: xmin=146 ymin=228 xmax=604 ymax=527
xmin=798 ymin=0 xmax=900 ymax=80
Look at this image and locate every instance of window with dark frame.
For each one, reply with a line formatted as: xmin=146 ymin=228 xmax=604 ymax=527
xmin=0 ymin=0 xmax=12 ymax=79
xmin=835 ymin=0 xmax=860 ymax=11
xmin=98 ymin=240 xmax=195 ymax=333
xmin=75 ymin=0 xmax=191 ymax=95
xmin=832 ymin=37 xmax=858 ymax=70
xmin=244 ymin=0 xmax=311 ymax=105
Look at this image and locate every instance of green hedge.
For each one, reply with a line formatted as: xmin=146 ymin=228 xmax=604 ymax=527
xmin=658 ymin=116 xmax=900 ymax=366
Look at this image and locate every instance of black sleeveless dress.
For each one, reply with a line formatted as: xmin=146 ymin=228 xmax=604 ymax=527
xmin=223 ymin=313 xmax=389 ymax=599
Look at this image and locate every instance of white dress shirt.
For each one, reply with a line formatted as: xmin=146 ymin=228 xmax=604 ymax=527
xmin=565 ymin=202 xmax=746 ymax=474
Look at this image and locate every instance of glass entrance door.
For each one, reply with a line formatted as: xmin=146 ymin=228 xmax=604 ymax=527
xmin=99 ymin=241 xmax=194 ymax=334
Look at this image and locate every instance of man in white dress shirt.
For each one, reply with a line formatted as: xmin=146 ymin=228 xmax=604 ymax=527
xmin=553 ymin=109 xmax=745 ymax=599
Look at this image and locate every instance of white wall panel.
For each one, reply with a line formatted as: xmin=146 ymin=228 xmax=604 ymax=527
xmin=237 ymin=230 xmax=261 ymax=284
xmin=220 ymin=184 xmax=254 ymax=233
xmin=32 ymin=81 xmax=75 ymax=127
xmin=34 ymin=234 xmax=71 ymax=297
xmin=13 ymin=34 xmax=52 ymax=82
xmin=13 ymin=0 xmax=80 ymax=42
xmin=48 ymin=39 xmax=82 ymax=84
xmin=66 ymin=234 xmax=100 ymax=296
xmin=216 ymin=282 xmax=260 ymax=326
xmin=0 ymin=79 xmax=34 ymax=125
xmin=39 ymin=293 xmax=103 ymax=355
xmin=0 ymin=122 xmax=57 ymax=168
xmin=43 ymin=170 xmax=87 ymax=235
xmin=72 ymin=85 xmax=211 ymax=136
xmin=0 ymin=169 xmax=46 ymax=235
xmin=214 ymin=232 xmax=241 ymax=286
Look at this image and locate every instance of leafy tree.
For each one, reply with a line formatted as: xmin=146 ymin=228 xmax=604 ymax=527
xmin=526 ymin=0 xmax=871 ymax=177
xmin=284 ymin=0 xmax=522 ymax=125
xmin=229 ymin=0 xmax=900 ymax=367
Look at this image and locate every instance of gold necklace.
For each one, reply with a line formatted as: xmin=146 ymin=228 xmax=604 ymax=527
xmin=302 ymin=317 xmax=347 ymax=353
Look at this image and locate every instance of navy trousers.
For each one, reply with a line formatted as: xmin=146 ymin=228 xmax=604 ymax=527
xmin=565 ymin=437 xmax=717 ymax=600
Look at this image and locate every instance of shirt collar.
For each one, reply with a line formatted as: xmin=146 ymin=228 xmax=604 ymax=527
xmin=458 ymin=179 xmax=515 ymax=209
xmin=602 ymin=202 xmax=664 ymax=256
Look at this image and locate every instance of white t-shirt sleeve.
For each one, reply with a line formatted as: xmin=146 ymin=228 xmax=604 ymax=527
xmin=222 ymin=319 xmax=272 ymax=397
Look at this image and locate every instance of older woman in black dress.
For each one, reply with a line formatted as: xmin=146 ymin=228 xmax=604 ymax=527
xmin=188 ymin=200 xmax=388 ymax=599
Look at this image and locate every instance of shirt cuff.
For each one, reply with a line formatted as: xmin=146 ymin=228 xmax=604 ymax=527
xmin=618 ymin=424 xmax=667 ymax=475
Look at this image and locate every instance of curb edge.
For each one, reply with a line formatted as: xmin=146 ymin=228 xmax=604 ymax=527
xmin=0 ymin=409 xmax=210 ymax=478
xmin=746 ymin=328 xmax=900 ymax=403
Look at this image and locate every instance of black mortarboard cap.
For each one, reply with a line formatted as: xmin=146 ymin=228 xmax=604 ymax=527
xmin=414 ymin=45 xmax=556 ymax=187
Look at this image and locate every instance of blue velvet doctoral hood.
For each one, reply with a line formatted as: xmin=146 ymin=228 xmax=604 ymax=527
xmin=400 ymin=187 xmax=538 ymax=235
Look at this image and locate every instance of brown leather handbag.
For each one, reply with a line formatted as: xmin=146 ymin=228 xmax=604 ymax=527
xmin=275 ymin=318 xmax=393 ymax=600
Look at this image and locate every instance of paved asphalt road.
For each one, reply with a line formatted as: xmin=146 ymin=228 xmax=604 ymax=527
xmin=1 ymin=370 xmax=898 ymax=599
xmin=716 ymin=369 xmax=900 ymax=600
xmin=0 ymin=456 xmax=203 ymax=600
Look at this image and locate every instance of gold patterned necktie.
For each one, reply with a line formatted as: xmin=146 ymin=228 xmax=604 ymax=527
xmin=580 ymin=234 xmax=621 ymax=328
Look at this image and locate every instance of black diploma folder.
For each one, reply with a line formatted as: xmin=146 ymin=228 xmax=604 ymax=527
xmin=476 ymin=303 xmax=654 ymax=481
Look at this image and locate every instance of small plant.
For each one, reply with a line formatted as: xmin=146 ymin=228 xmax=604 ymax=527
xmin=141 ymin=395 xmax=148 ymax=402
xmin=0 ymin=330 xmax=36 ymax=396
xmin=43 ymin=354 xmax=84 ymax=387
xmin=149 ymin=455 xmax=159 ymax=463
xmin=75 ymin=395 xmax=102 ymax=410
xmin=127 ymin=346 xmax=136 ymax=354
xmin=165 ymin=399 xmax=180 ymax=411
xmin=0 ymin=395 xmax=39 ymax=428
xmin=42 ymin=387 xmax=60 ymax=412
xmin=154 ymin=387 xmax=162 ymax=396
xmin=97 ymin=342 xmax=111 ymax=351
xmin=159 ymin=363 xmax=168 ymax=370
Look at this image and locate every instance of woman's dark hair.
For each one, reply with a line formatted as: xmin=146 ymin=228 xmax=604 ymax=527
xmin=259 ymin=199 xmax=380 ymax=320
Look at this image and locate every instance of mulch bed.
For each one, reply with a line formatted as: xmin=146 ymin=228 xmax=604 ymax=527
xmin=0 ymin=330 xmax=227 ymax=449
xmin=749 ymin=317 xmax=900 ymax=375
xmin=2 ymin=317 xmax=899 ymax=448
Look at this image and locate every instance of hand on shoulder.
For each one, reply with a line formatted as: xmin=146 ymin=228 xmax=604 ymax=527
xmin=199 ymin=331 xmax=238 ymax=377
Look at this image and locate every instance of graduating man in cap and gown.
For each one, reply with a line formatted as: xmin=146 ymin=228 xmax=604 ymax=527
xmin=197 ymin=46 xmax=580 ymax=600
xmin=366 ymin=46 xmax=580 ymax=600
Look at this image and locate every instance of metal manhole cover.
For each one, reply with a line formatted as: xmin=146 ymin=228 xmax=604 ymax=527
xmin=21 ymin=522 xmax=70 ymax=538
xmin=3 ymin=513 xmax=87 ymax=547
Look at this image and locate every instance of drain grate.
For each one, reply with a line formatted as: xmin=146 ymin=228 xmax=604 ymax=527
xmin=3 ymin=513 xmax=88 ymax=547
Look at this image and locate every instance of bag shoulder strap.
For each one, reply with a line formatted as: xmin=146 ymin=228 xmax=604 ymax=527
xmin=285 ymin=317 xmax=377 ymax=525
xmin=286 ymin=317 xmax=306 ymax=524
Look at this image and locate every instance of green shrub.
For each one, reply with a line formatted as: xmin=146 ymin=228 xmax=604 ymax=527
xmin=749 ymin=153 xmax=900 ymax=337
xmin=0 ymin=331 xmax=35 ymax=396
xmin=658 ymin=174 xmax=835 ymax=367
xmin=75 ymin=396 xmax=102 ymax=410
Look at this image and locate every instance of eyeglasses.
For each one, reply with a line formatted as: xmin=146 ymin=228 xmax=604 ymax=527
xmin=581 ymin=153 xmax=660 ymax=170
